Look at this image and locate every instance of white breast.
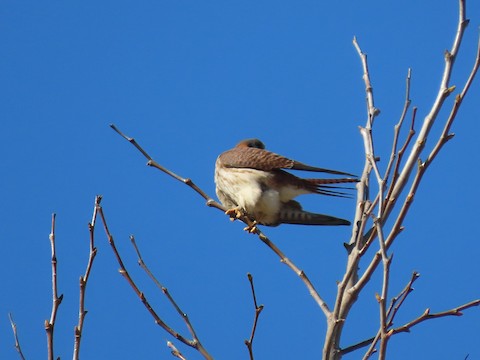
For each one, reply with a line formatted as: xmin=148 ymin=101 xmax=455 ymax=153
xmin=215 ymin=162 xmax=281 ymax=224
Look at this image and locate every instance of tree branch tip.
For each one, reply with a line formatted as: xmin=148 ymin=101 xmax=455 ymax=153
xmin=247 ymin=273 xmax=253 ymax=280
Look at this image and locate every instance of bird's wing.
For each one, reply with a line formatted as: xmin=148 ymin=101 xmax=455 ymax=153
xmin=221 ymin=147 xmax=356 ymax=177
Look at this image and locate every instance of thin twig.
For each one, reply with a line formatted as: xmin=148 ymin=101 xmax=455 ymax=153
xmin=109 ymin=124 xmax=219 ymax=209
xmin=167 ymin=341 xmax=188 ymax=360
xmin=73 ymin=197 xmax=100 ymax=360
xmin=384 ymin=107 xmax=417 ymax=211
xmin=110 ymin=124 xmax=332 ymax=317
xmin=245 ymin=273 xmax=264 ymax=360
xmin=45 ymin=213 xmax=63 ymax=360
xmin=353 ymin=36 xmax=380 ymax=127
xmin=392 ymin=299 xmax=480 ymax=334
xmin=130 ymin=235 xmax=164 ymax=290
xmin=384 ymin=68 xmax=412 ymax=181
xmin=130 ymin=235 xmax=208 ymax=355
xmin=8 ymin=313 xmax=26 ymax=360
xmin=96 ymin=198 xmax=213 ymax=360
xmin=385 ymin=271 xmax=420 ymax=327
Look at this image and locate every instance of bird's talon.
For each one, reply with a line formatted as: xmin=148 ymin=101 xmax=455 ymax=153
xmin=243 ymin=221 xmax=258 ymax=233
xmin=225 ymin=207 xmax=244 ymax=220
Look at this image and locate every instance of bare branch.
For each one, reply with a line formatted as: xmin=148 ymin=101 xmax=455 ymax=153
xmin=45 ymin=213 xmax=63 ymax=360
xmin=353 ymin=36 xmax=381 ymax=127
xmin=245 ymin=273 xmax=264 ymax=360
xmin=392 ymin=299 xmax=480 ymax=335
xmin=130 ymin=234 xmax=209 ymax=356
xmin=8 ymin=313 xmax=26 ymax=360
xmin=384 ymin=107 xmax=417 ymax=210
xmin=385 ymin=271 xmax=420 ymax=328
xmin=96 ymin=197 xmax=213 ymax=359
xmin=341 ymin=273 xmax=472 ymax=357
xmin=375 ymin=220 xmax=391 ymax=360
xmin=109 ymin=124 xmax=219 ymax=209
xmin=167 ymin=341 xmax=188 ymax=360
xmin=73 ymin=197 xmax=99 ymax=360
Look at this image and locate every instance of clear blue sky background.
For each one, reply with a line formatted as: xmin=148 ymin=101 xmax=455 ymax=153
xmin=1 ymin=1 xmax=479 ymax=359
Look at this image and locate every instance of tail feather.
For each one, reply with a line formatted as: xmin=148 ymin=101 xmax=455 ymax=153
xmin=277 ymin=200 xmax=351 ymax=226
xmin=303 ymin=178 xmax=358 ymax=198
xmin=306 ymin=178 xmax=359 ymax=185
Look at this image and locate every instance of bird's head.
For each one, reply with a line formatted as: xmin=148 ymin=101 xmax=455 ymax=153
xmin=236 ymin=139 xmax=265 ymax=149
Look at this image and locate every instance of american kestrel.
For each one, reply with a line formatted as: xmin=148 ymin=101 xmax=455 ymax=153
xmin=215 ymin=139 xmax=357 ymax=228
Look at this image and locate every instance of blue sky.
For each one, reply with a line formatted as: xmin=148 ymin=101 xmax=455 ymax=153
xmin=1 ymin=1 xmax=479 ymax=359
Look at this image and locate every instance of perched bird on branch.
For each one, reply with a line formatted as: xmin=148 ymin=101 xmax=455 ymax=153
xmin=215 ymin=139 xmax=357 ymax=230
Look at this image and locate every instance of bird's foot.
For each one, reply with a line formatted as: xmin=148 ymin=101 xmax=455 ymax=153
xmin=225 ymin=207 xmax=244 ymax=221
xmin=243 ymin=221 xmax=258 ymax=234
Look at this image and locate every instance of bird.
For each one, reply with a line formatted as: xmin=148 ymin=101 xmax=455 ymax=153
xmin=214 ymin=139 xmax=358 ymax=230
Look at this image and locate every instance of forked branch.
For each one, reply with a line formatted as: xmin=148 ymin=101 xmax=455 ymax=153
xmin=325 ymin=1 xmax=480 ymax=358
xmin=129 ymin=235 xmax=208 ymax=356
xmin=245 ymin=273 xmax=264 ymax=360
xmin=95 ymin=196 xmax=213 ymax=359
